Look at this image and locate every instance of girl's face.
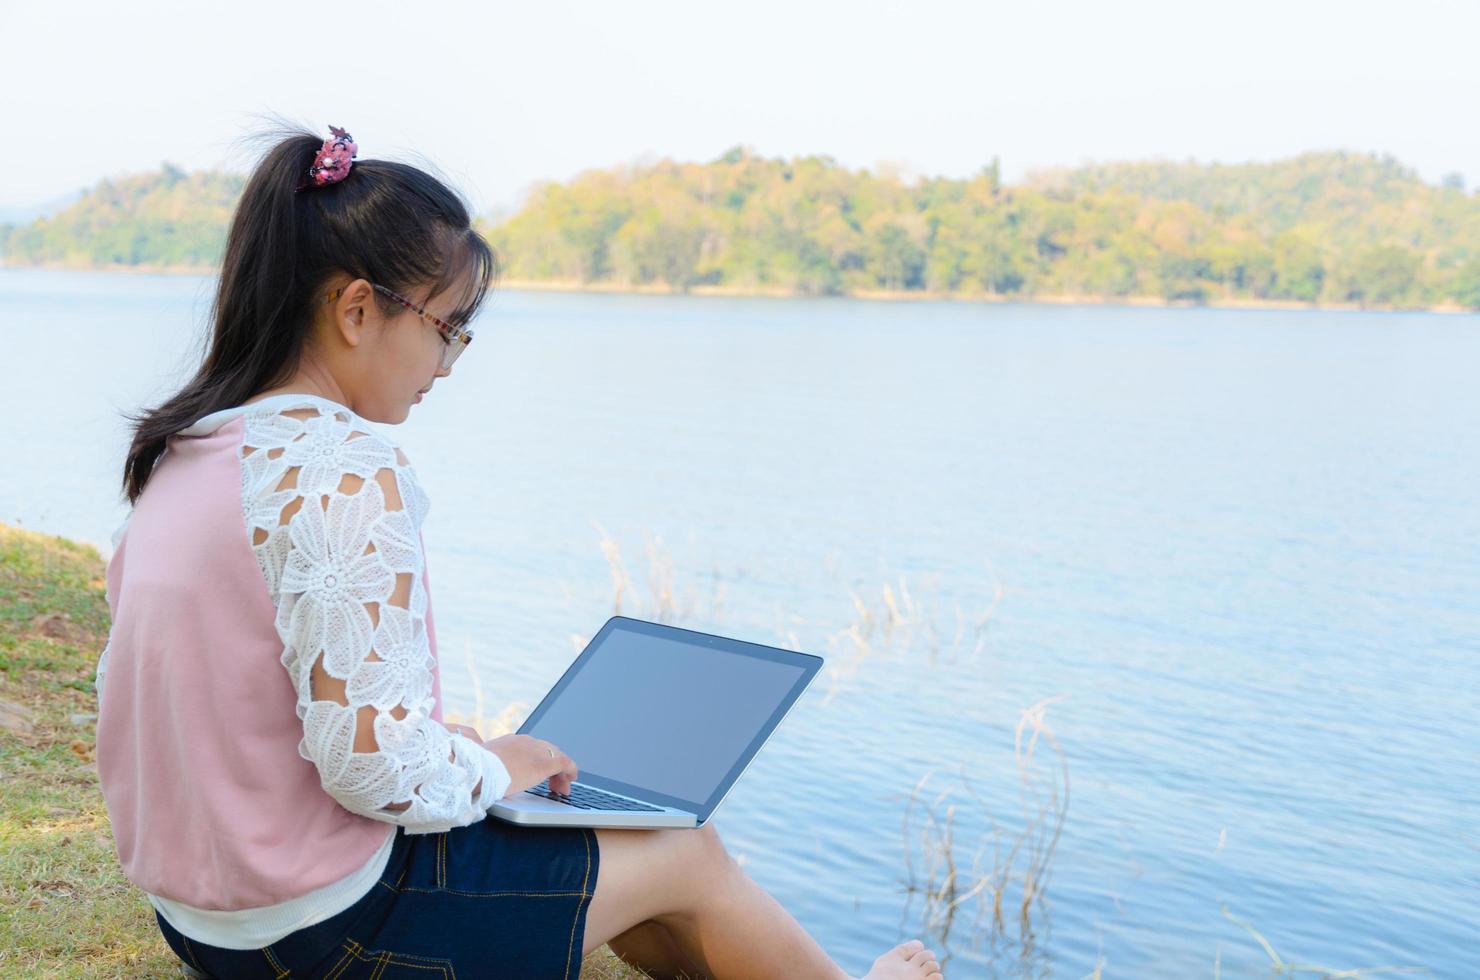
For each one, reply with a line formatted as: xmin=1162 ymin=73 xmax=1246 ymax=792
xmin=327 ymin=273 xmax=472 ymax=424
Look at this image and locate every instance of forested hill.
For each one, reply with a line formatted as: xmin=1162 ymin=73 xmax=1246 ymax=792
xmin=4 ymin=149 xmax=1479 ymax=310
xmin=0 ymin=164 xmax=243 ymax=270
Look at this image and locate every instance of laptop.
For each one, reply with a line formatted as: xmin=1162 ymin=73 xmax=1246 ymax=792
xmin=488 ymin=615 xmax=822 ymax=829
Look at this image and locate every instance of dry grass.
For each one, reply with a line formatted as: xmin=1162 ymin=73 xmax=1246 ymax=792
xmin=895 ymin=696 xmax=1070 ymax=971
xmin=0 ymin=521 xmax=647 ymax=979
xmin=593 ymin=521 xmax=726 ymax=627
xmin=1217 ymin=906 xmax=1428 ymax=979
xmin=813 ymin=568 xmax=1004 ymax=706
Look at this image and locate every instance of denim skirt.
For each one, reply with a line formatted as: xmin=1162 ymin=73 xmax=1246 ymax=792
xmin=155 ymin=819 xmax=600 ymax=979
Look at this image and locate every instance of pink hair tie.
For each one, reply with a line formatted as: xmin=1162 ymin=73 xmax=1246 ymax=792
xmin=296 ymin=125 xmax=358 ymax=192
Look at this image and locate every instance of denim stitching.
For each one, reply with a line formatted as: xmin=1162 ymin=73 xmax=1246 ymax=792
xmin=323 ymin=942 xmax=358 ymax=980
xmin=563 ymin=829 xmax=594 ymax=980
xmin=336 ymin=939 xmax=455 ymax=978
xmin=262 ymin=945 xmax=292 ymax=978
xmin=369 ymin=949 xmax=457 ymax=976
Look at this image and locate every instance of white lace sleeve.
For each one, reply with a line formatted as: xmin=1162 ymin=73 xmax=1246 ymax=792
xmin=240 ymin=403 xmax=511 ymax=834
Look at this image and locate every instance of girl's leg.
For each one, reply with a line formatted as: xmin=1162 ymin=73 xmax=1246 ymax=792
xmin=583 ymin=822 xmax=943 ymax=980
xmin=584 ymin=821 xmax=840 ymax=978
xmin=606 ymin=920 xmax=707 ymax=979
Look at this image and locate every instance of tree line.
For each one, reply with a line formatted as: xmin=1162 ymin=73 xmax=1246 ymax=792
xmin=1 ymin=164 xmax=243 ymax=271
xmin=5 ymin=149 xmax=1479 ymax=310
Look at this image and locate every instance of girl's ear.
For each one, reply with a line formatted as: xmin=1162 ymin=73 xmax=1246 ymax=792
xmin=330 ymin=278 xmax=375 ymax=348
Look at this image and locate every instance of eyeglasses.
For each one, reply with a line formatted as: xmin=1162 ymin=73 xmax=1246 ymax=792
xmin=325 ymin=283 xmax=473 ymax=371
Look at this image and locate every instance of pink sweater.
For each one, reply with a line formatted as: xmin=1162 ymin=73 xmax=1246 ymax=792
xmin=95 ymin=394 xmax=510 ymax=925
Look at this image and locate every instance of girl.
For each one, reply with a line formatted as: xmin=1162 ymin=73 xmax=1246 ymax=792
xmin=95 ymin=123 xmax=946 ymax=980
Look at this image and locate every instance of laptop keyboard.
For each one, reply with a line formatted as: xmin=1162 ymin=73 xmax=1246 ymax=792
xmin=524 ymin=780 xmax=664 ymax=812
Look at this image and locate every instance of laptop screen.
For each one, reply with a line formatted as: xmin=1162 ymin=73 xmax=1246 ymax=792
xmin=519 ymin=617 xmax=821 ymax=820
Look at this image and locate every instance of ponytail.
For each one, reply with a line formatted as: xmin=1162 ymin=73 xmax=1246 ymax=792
xmin=121 ymin=122 xmax=497 ymax=504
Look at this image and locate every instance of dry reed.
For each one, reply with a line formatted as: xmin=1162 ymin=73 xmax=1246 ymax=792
xmin=1219 ymin=906 xmax=1429 ymax=978
xmin=816 ymin=566 xmax=1004 ymax=706
xmin=896 ymin=696 xmax=1070 ymax=970
xmin=592 ymin=521 xmax=727 ymax=625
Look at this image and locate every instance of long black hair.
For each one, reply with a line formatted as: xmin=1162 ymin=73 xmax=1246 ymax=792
xmin=121 ymin=122 xmax=498 ymax=504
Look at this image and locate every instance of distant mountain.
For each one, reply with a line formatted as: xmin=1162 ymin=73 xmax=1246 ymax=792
xmin=0 ymin=163 xmax=243 ymax=270
xmin=5 ymin=150 xmax=1479 ymax=310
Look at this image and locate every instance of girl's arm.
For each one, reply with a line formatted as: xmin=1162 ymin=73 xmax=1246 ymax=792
xmin=246 ymin=408 xmax=512 ymax=833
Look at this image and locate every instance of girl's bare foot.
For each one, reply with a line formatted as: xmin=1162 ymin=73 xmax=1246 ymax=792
xmin=858 ymin=939 xmax=944 ymax=980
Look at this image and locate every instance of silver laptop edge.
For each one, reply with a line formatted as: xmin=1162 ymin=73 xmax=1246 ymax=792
xmin=488 ymin=793 xmax=696 ymax=828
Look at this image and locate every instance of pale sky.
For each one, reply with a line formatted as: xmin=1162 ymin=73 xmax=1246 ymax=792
xmin=3 ymin=0 xmax=1478 ymax=217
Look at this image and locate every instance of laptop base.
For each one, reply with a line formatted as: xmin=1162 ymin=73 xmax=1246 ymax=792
xmin=489 ymin=793 xmax=698 ymax=828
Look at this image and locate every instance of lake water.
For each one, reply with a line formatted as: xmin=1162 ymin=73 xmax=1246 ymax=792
xmin=2 ymin=267 xmax=1477 ymax=977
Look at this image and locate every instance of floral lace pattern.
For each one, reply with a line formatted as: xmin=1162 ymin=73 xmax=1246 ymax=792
xmin=238 ymin=399 xmax=508 ymax=833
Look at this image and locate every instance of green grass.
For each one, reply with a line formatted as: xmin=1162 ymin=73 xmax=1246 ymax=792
xmin=0 ymin=522 xmax=645 ymax=978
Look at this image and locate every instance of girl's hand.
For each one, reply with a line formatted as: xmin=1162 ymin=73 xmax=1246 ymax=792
xmin=484 ymin=734 xmax=579 ymax=798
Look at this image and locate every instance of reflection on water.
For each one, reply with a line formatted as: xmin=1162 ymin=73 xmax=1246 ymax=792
xmin=3 ymin=268 xmax=1478 ymax=976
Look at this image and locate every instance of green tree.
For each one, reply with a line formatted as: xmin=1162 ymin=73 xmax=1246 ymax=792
xmin=1271 ymin=229 xmax=1325 ymax=302
xmin=1443 ymin=255 xmax=1480 ymax=309
xmin=1335 ymin=245 xmax=1422 ymax=306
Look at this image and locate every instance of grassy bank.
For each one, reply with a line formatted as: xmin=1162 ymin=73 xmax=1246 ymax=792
xmin=0 ymin=522 xmax=642 ymax=978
